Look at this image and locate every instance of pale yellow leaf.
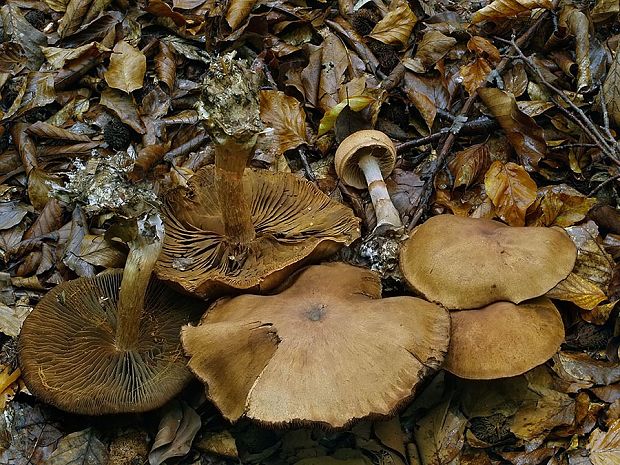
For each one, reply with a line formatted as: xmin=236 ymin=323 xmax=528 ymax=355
xmin=546 ymin=272 xmax=608 ymax=310
xmin=318 ymin=96 xmax=375 ymax=136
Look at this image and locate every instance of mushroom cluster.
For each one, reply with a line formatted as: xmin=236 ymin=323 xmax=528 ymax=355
xmin=400 ymin=214 xmax=577 ymax=379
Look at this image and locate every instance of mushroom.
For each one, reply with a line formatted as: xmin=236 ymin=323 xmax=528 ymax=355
xmin=19 ymin=214 xmax=202 ymax=414
xmin=181 ymin=262 xmax=450 ymax=428
xmin=335 ymin=130 xmax=402 ymax=235
xmin=400 ymin=214 xmax=577 ymax=310
xmin=155 ymin=54 xmax=360 ymax=297
xmin=444 ymin=298 xmax=565 ymax=379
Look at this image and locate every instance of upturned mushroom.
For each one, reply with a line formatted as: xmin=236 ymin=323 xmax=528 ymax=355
xmin=19 ymin=214 xmax=202 ymax=414
xmin=155 ymin=54 xmax=360 ymax=297
xmin=444 ymin=298 xmax=565 ymax=379
xmin=335 ymin=130 xmax=402 ymax=235
xmin=399 ymin=214 xmax=576 ymax=379
xmin=400 ymin=215 xmax=577 ymax=310
xmin=181 ymin=262 xmax=450 ymax=428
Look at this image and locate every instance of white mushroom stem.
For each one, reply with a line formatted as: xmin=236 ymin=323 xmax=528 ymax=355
xmin=358 ymin=154 xmax=403 ymax=234
xmin=116 ymin=214 xmax=164 ymax=351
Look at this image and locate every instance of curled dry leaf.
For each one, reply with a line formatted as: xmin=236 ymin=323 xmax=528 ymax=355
xmin=48 ymin=428 xmax=108 ymax=465
xmin=0 ymin=303 xmax=30 ymax=337
xmin=404 ymin=30 xmax=456 ymax=73
xmin=460 ymin=58 xmax=492 ymax=95
xmin=42 ymin=42 xmax=100 ymax=70
xmin=149 ymin=401 xmax=201 ymax=465
xmin=0 ymin=4 xmax=47 ymax=70
xmin=591 ymin=0 xmax=620 ymax=23
xmin=484 ymin=160 xmax=537 ymax=226
xmin=104 ymin=41 xmax=147 ymax=93
xmin=26 ymin=122 xmax=92 ymax=142
xmin=145 ymin=0 xmax=186 ymax=27
xmin=318 ymin=96 xmax=375 ymax=136
xmin=100 ymin=87 xmax=146 ymax=134
xmin=503 ymin=62 xmax=528 ymax=97
xmin=225 ymin=0 xmax=257 ymax=30
xmin=57 ymin=0 xmax=91 ymax=38
xmin=560 ymin=5 xmax=592 ymax=93
xmin=260 ymin=90 xmax=309 ymax=155
xmin=403 ymin=72 xmax=449 ymax=129
xmin=368 ymin=0 xmax=417 ymax=47
xmin=526 ymin=184 xmax=597 ymax=228
xmin=471 ymin=0 xmax=554 ymax=24
xmin=546 ymin=272 xmax=608 ymax=310
xmin=478 ymin=88 xmax=547 ymax=170
xmin=468 ymin=36 xmax=501 ymax=63
xmin=587 ymin=420 xmax=620 ymax=465
xmin=601 ymin=44 xmax=620 ymax=128
xmin=448 ymin=143 xmax=490 ymax=189
xmin=155 ymin=41 xmax=176 ymax=90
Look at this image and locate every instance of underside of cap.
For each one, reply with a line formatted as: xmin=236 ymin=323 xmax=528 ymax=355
xmin=182 ymin=263 xmax=450 ymax=428
xmin=156 ymin=167 xmax=360 ymax=298
xmin=443 ymin=297 xmax=565 ymax=379
xmin=19 ymin=271 xmax=202 ymax=415
xmin=400 ymin=215 xmax=577 ymax=309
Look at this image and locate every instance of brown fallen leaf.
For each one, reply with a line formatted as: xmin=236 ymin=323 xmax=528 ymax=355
xmin=100 ymin=87 xmax=146 ymax=134
xmin=546 ymin=272 xmax=608 ymax=310
xmin=478 ymin=88 xmax=547 ymax=170
xmin=591 ymin=0 xmax=619 ymax=22
xmin=587 ymin=419 xmax=620 ymax=465
xmin=460 ymin=58 xmax=492 ymax=95
xmin=104 ymin=40 xmax=146 ymax=93
xmin=0 ymin=42 xmax=27 ymax=75
xmin=449 ymin=143 xmax=491 ymax=190
xmin=468 ymin=36 xmax=501 ymax=63
xmin=149 ymin=401 xmax=202 ymax=465
xmin=57 ymin=0 xmax=92 ymax=38
xmin=225 ymin=0 xmax=257 ymax=30
xmin=404 ymin=30 xmax=456 ymax=73
xmin=484 ymin=160 xmax=537 ymax=226
xmin=260 ymin=90 xmax=309 ymax=155
xmin=369 ymin=0 xmax=417 ymax=47
xmin=552 ymin=352 xmax=620 ymax=387
xmin=48 ymin=428 xmax=107 ymax=465
xmin=560 ymin=4 xmax=592 ymax=92
xmin=145 ymin=0 xmax=186 ymax=27
xmin=526 ymin=184 xmax=597 ymax=228
xmin=472 ymin=0 xmax=554 ymax=24
xmin=155 ymin=40 xmax=176 ymax=90
xmin=600 ymin=44 xmax=620 ymax=128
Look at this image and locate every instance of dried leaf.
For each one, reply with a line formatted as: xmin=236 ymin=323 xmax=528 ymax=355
xmin=225 ymin=0 xmax=257 ymax=30
xmin=0 ymin=365 xmax=20 ymax=409
xmin=369 ymin=0 xmax=417 ymax=47
xmin=526 ymin=184 xmax=597 ymax=227
xmin=546 ymin=272 xmax=608 ymax=310
xmin=79 ymin=235 xmax=126 ymax=267
xmin=149 ymin=401 xmax=201 ymax=465
xmin=145 ymin=0 xmax=186 ymax=27
xmin=460 ymin=58 xmax=492 ymax=95
xmin=0 ymin=202 xmax=30 ymax=231
xmin=449 ymin=143 xmax=490 ymax=189
xmin=155 ymin=41 xmax=176 ymax=90
xmin=468 ymin=36 xmax=501 ymax=63
xmin=403 ymin=72 xmax=449 ymax=129
xmin=414 ymin=398 xmax=467 ymax=465
xmin=484 ymin=161 xmax=537 ymax=226
xmin=553 ymin=352 xmax=620 ymax=387
xmin=318 ymin=32 xmax=349 ymax=112
xmin=48 ymin=428 xmax=107 ymax=465
xmin=560 ymin=5 xmax=592 ymax=92
xmin=0 ymin=43 xmax=27 ymax=75
xmin=42 ymin=42 xmax=99 ymax=70
xmin=472 ymin=0 xmax=554 ymax=24
xmin=566 ymin=221 xmax=615 ymax=291
xmin=100 ymin=87 xmax=146 ymax=134
xmin=404 ymin=31 xmax=456 ymax=73
xmin=592 ymin=0 xmax=620 ymax=22
xmin=104 ymin=41 xmax=146 ymax=93
xmin=260 ymin=90 xmax=309 ymax=155
xmin=195 ymin=431 xmax=238 ymax=459
xmin=479 ymin=88 xmax=547 ymax=170
xmin=57 ymin=0 xmax=91 ymax=38
xmin=0 ymin=4 xmax=47 ymax=70
xmin=503 ymin=62 xmax=528 ymax=97
xmin=0 ymin=303 xmax=29 ymax=337
xmin=26 ymin=122 xmax=92 ymax=142
xmin=588 ymin=420 xmax=620 ymax=465
xmin=601 ymin=44 xmax=620 ymax=128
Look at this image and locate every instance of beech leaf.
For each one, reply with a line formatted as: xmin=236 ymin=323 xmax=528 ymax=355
xmin=472 ymin=0 xmax=554 ymax=24
xmin=225 ymin=0 xmax=257 ymax=30
xmin=104 ymin=41 xmax=146 ymax=93
xmin=588 ymin=420 xmax=620 ymax=465
xmin=460 ymin=58 xmax=492 ymax=95
xmin=449 ymin=143 xmax=490 ymax=189
xmin=478 ymin=88 xmax=547 ymax=170
xmin=404 ymin=31 xmax=457 ymax=73
xmin=368 ymin=0 xmax=417 ymax=47
xmin=318 ymin=96 xmax=375 ymax=136
xmin=260 ymin=90 xmax=309 ymax=155
xmin=601 ymin=44 xmax=620 ymax=128
xmin=48 ymin=428 xmax=107 ymax=465
xmin=484 ymin=160 xmax=537 ymax=226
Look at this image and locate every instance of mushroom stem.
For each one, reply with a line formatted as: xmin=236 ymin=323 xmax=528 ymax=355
xmin=215 ymin=138 xmax=257 ymax=245
xmin=358 ymin=154 xmax=403 ymax=234
xmin=116 ymin=215 xmax=164 ymax=351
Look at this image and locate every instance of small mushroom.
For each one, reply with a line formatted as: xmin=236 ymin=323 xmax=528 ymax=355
xmin=19 ymin=215 xmax=202 ymax=414
xmin=335 ymin=130 xmax=402 ymax=235
xmin=156 ymin=54 xmax=360 ymax=297
xmin=444 ymin=298 xmax=565 ymax=379
xmin=181 ymin=262 xmax=450 ymax=428
xmin=400 ymin=215 xmax=577 ymax=310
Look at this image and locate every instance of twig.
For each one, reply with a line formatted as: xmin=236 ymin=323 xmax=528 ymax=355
xmin=298 ymin=145 xmax=316 ymax=182
xmin=589 ymin=173 xmax=620 ymax=196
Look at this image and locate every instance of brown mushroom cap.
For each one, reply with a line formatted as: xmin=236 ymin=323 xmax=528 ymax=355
xmin=444 ymin=298 xmax=565 ymax=379
xmin=400 ymin=215 xmax=577 ymax=310
xmin=19 ymin=271 xmax=202 ymax=414
xmin=181 ymin=262 xmax=450 ymax=428
xmin=335 ymin=130 xmax=396 ymax=189
xmin=155 ymin=166 xmax=360 ymax=298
